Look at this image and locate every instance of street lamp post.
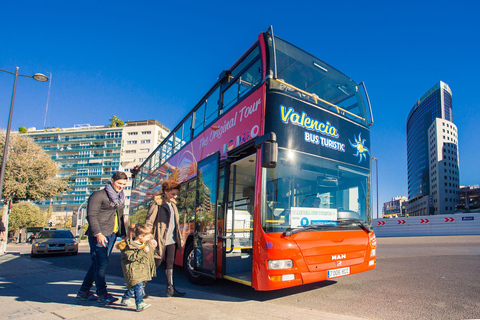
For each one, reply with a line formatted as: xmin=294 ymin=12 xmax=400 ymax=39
xmin=372 ymin=157 xmax=379 ymax=219
xmin=0 ymin=67 xmax=49 ymax=253
xmin=75 ymin=198 xmax=88 ymax=237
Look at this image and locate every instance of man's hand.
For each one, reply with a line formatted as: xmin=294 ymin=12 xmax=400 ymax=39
xmin=96 ymin=234 xmax=107 ymax=247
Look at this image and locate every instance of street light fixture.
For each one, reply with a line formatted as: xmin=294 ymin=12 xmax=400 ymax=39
xmin=0 ymin=67 xmax=49 ymax=201
xmin=371 ymin=157 xmax=379 ymax=219
xmin=0 ymin=67 xmax=49 ymax=252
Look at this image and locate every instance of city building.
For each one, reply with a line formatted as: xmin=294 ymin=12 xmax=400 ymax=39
xmin=428 ymin=118 xmax=460 ymax=214
xmin=120 ymin=120 xmax=170 ymax=212
xmin=458 ymin=185 xmax=480 ymax=213
xmin=24 ymin=120 xmax=169 ymax=225
xmin=382 ymin=196 xmax=408 ymax=218
xmin=406 ymin=81 xmax=459 ymax=216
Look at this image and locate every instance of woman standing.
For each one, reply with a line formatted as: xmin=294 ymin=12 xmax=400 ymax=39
xmin=145 ymin=180 xmax=185 ymax=297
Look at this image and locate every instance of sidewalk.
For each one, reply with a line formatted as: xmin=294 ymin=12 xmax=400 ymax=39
xmin=0 ymin=252 xmax=365 ymax=320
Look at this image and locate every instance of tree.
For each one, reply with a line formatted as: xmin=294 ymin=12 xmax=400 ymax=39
xmin=18 ymin=126 xmax=27 ymax=134
xmin=8 ymin=202 xmax=46 ymax=231
xmin=130 ymin=208 xmax=148 ymax=225
xmin=0 ymin=131 xmax=68 ymax=204
xmin=109 ymin=115 xmax=124 ymax=127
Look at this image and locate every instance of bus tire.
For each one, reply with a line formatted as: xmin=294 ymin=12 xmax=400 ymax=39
xmin=183 ymin=241 xmax=214 ymax=286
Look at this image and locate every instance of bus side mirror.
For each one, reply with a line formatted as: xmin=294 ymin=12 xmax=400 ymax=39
xmin=255 ymin=132 xmax=278 ymax=168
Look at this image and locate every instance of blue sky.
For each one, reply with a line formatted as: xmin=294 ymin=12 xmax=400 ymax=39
xmin=1 ymin=0 xmax=479 ymax=217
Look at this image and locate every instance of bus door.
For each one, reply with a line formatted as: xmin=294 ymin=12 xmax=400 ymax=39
xmin=193 ymin=153 xmax=219 ymax=278
xmin=223 ymin=152 xmax=256 ymax=286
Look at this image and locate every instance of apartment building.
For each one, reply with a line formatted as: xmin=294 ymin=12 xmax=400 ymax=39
xmin=25 ymin=120 xmax=169 ymax=224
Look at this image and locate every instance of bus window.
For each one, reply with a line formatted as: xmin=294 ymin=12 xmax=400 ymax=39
xmin=193 ymin=103 xmax=205 ymax=137
xmin=182 ymin=115 xmax=192 ymax=144
xmin=160 ymin=144 xmax=167 ymax=163
xmin=262 ymin=149 xmax=371 ymax=233
xmin=270 ymin=36 xmax=367 ymax=125
xmin=205 ymin=87 xmax=220 ymax=128
xmin=239 ymin=59 xmax=262 ymax=99
xmin=174 ymin=129 xmax=182 ymax=153
xmin=231 ymin=46 xmax=260 ymax=79
xmin=222 ymin=81 xmax=239 ymax=112
xmin=153 ymin=148 xmax=161 ymax=169
xmin=164 ymin=136 xmax=173 ymax=160
xmin=177 ymin=179 xmax=196 ymax=227
xmin=222 ymin=46 xmax=261 ymax=114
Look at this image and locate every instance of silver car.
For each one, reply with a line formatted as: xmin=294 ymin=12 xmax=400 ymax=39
xmin=31 ymin=230 xmax=79 ymax=257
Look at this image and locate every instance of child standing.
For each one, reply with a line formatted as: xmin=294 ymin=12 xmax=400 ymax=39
xmin=116 ymin=224 xmax=157 ymax=312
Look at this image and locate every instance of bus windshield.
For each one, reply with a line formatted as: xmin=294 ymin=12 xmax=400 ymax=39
xmin=269 ymin=36 xmax=367 ymax=125
xmin=262 ymin=149 xmax=371 ymax=233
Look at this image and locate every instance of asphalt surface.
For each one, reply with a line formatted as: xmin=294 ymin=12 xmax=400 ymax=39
xmin=3 ymin=235 xmax=480 ymax=319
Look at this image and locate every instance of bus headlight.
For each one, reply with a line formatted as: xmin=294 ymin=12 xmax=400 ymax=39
xmin=369 ymin=232 xmax=377 ymax=249
xmin=268 ymin=259 xmax=293 ymax=269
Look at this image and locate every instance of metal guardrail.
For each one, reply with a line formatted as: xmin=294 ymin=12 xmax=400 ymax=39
xmin=373 ymin=213 xmax=480 ymax=237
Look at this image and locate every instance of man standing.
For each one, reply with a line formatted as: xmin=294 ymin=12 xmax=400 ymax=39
xmin=76 ymin=172 xmax=128 ymax=304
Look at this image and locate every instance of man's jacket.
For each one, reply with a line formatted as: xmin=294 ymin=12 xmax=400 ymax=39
xmin=86 ymin=189 xmax=126 ymax=237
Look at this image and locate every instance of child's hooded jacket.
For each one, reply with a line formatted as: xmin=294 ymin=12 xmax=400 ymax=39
xmin=117 ymin=238 xmax=156 ymax=289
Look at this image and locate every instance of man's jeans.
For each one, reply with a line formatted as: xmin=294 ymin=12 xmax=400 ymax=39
xmin=122 ymin=282 xmax=144 ymax=305
xmin=79 ymin=233 xmax=116 ymax=296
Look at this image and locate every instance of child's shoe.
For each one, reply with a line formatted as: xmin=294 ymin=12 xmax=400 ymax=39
xmin=136 ymin=301 xmax=151 ymax=312
xmin=120 ymin=298 xmax=135 ymax=307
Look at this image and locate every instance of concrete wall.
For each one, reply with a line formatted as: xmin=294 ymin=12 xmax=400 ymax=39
xmin=373 ymin=213 xmax=480 ymax=237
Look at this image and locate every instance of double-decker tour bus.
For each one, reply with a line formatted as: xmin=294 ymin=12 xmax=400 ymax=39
xmin=130 ymin=26 xmax=376 ymax=291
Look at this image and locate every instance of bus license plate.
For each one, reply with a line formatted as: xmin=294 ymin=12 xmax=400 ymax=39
xmin=327 ymin=267 xmax=350 ymax=278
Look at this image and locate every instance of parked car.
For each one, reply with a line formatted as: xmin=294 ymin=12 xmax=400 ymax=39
xmin=31 ymin=229 xmax=78 ymax=258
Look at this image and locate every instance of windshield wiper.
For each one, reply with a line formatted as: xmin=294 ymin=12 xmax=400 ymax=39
xmin=337 ymin=219 xmax=371 ymax=234
xmin=283 ymin=223 xmax=336 ymax=237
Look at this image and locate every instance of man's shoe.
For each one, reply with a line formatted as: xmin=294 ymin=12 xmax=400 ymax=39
xmin=120 ymin=298 xmax=135 ymax=307
xmin=97 ymin=293 xmax=118 ymax=305
xmin=136 ymin=302 xmax=151 ymax=312
xmin=76 ymin=290 xmax=97 ymax=301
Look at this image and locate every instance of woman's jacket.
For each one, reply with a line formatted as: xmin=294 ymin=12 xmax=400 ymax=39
xmin=145 ymin=194 xmax=183 ymax=264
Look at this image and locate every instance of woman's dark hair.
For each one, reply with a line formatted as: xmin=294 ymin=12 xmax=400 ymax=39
xmin=162 ymin=180 xmax=180 ymax=193
xmin=111 ymin=171 xmax=128 ymax=181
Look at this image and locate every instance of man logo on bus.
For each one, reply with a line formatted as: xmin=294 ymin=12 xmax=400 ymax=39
xmin=349 ymin=133 xmax=369 ymax=163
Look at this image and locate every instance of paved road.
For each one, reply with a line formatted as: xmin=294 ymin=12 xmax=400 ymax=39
xmin=7 ymin=235 xmax=480 ymax=319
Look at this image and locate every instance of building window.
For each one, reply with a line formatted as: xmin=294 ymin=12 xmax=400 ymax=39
xmin=126 ymin=150 xmax=136 ymax=154
xmin=127 ymin=140 xmax=137 ymax=145
xmin=141 ymin=140 xmax=151 ymax=144
xmin=142 ymin=131 xmax=151 ymax=135
xmin=128 ymin=132 xmax=138 ymax=136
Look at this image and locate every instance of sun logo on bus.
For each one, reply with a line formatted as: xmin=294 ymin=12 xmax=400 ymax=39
xmin=349 ymin=133 xmax=369 ymax=163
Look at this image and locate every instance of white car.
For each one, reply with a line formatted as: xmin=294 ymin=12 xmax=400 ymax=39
xmin=31 ymin=229 xmax=78 ymax=257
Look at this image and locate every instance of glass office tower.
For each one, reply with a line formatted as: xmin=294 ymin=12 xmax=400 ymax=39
xmin=406 ymin=81 xmax=458 ymax=215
